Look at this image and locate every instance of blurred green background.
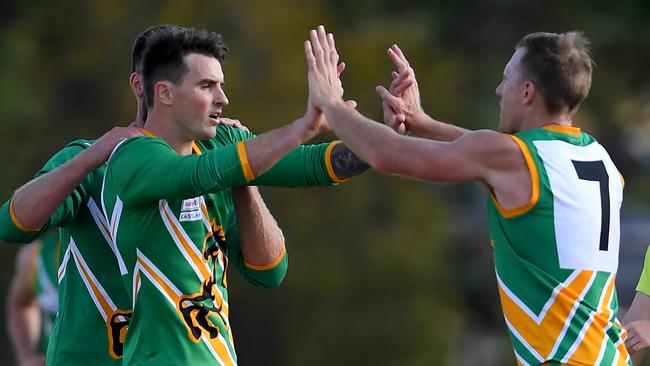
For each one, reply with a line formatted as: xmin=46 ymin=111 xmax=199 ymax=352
xmin=1 ymin=0 xmax=650 ymax=365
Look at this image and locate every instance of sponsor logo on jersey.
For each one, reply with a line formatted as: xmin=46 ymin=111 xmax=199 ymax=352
xmin=181 ymin=198 xmax=200 ymax=211
xmin=179 ymin=210 xmax=202 ymax=222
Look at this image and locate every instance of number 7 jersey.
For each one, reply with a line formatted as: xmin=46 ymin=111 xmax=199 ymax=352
xmin=487 ymin=125 xmax=629 ymax=366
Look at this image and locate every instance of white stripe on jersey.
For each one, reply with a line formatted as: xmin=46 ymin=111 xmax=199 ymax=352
xmin=88 ymin=197 xmax=128 ymax=275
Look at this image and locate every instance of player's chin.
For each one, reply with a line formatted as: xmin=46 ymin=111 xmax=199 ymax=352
xmin=198 ymin=126 xmax=217 ymax=140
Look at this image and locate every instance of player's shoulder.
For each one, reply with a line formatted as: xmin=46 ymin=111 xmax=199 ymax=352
xmin=460 ymin=129 xmax=516 ymax=150
xmin=52 ymin=139 xmax=95 ymax=156
xmin=63 ymin=139 xmax=95 ymax=149
xmin=111 ymin=135 xmax=172 ymax=158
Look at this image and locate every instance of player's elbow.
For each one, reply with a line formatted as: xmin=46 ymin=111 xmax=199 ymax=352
xmin=243 ymin=249 xmax=288 ymax=288
xmin=367 ymin=152 xmax=400 ymax=175
xmin=246 ymin=269 xmax=287 ymax=288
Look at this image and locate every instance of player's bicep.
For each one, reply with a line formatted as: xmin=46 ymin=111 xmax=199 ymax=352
xmin=378 ymin=131 xmax=496 ymax=183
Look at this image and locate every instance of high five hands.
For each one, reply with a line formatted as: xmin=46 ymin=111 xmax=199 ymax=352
xmin=304 ymin=25 xmax=419 ymax=135
xmin=303 ymin=25 xmax=357 ymax=132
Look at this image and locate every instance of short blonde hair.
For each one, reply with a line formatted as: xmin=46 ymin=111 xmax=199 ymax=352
xmin=517 ymin=31 xmax=594 ymax=114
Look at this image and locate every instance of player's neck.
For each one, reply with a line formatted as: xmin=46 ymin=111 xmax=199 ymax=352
xmin=520 ymin=108 xmax=573 ymax=132
xmin=143 ymin=110 xmax=194 ymax=156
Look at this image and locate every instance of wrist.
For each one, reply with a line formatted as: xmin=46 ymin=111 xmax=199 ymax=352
xmin=409 ymin=110 xmax=431 ymax=132
xmin=75 ymin=146 xmax=106 ymax=171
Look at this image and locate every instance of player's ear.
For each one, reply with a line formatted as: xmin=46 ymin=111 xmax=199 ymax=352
xmin=154 ymin=81 xmax=174 ymax=106
xmin=522 ymin=81 xmax=536 ymax=105
xmin=129 ymin=72 xmax=145 ymax=98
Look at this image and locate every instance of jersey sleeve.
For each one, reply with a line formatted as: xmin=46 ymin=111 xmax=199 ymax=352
xmin=108 ymin=137 xmax=250 ymax=206
xmin=636 ymin=245 xmax=650 ymax=296
xmin=224 ymin=217 xmax=288 ymax=288
xmin=0 ymin=141 xmax=91 ymax=243
xmin=214 ymin=126 xmax=345 ymax=187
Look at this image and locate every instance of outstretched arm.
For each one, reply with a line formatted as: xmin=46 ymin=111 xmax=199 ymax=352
xmin=329 ymin=143 xmax=369 ymax=179
xmin=8 ymin=127 xmax=142 ymax=231
xmin=0 ymin=127 xmax=142 ymax=243
xmin=7 ymin=244 xmax=45 ymax=366
xmin=305 ymin=25 xmax=531 ymax=210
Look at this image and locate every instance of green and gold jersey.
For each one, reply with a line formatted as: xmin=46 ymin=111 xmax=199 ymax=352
xmin=0 ymin=139 xmax=132 ymax=366
xmin=32 ymin=232 xmax=60 ymax=353
xmin=488 ymin=125 xmax=629 ymax=366
xmin=101 ymin=125 xmax=342 ymax=365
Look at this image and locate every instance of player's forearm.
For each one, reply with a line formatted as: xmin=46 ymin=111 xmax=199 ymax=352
xmin=410 ymin=113 xmax=469 ymax=141
xmin=231 ymin=186 xmax=285 ymax=266
xmin=322 ymin=100 xmax=400 ymax=171
xmin=11 ymin=149 xmax=97 ymax=230
xmin=7 ymin=300 xmax=40 ymax=364
xmin=243 ymin=117 xmax=321 ymax=179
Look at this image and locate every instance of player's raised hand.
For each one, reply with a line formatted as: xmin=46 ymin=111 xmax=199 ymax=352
xmin=305 ymin=25 xmax=345 ymax=111
xmin=376 ymin=44 xmax=425 ymax=133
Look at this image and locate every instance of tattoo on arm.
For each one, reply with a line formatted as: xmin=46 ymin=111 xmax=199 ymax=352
xmin=331 ymin=143 xmax=370 ymax=179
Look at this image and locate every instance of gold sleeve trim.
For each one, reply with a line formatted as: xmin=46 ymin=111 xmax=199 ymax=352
xmin=245 ymin=246 xmax=286 ymax=271
xmin=9 ymin=199 xmax=41 ymax=232
xmin=237 ymin=141 xmax=255 ymax=182
xmin=324 ymin=140 xmax=348 ymax=183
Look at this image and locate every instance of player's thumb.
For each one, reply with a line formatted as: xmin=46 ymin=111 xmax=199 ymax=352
xmin=344 ymin=99 xmax=358 ymax=109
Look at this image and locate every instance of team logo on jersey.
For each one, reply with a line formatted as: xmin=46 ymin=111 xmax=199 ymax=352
xmin=178 ymin=240 xmax=229 ymax=343
xmin=179 ymin=276 xmax=227 ymax=342
xmin=107 ymin=310 xmax=132 ymax=359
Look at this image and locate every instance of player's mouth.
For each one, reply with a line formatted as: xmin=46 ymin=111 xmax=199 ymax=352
xmin=208 ymin=112 xmax=221 ymax=125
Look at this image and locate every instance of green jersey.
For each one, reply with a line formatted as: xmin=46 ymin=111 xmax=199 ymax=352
xmin=101 ymin=125 xmax=342 ymax=365
xmin=0 ymin=140 xmax=130 ymax=365
xmin=488 ymin=125 xmax=629 ymax=365
xmin=0 ymin=140 xmax=130 ymax=366
xmin=0 ymin=139 xmax=132 ymax=366
xmin=33 ymin=232 xmax=60 ymax=353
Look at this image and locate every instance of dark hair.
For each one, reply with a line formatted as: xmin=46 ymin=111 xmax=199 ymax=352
xmin=516 ymin=31 xmax=594 ymax=114
xmin=142 ymin=26 xmax=228 ymax=107
xmin=131 ymin=24 xmax=181 ymax=74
